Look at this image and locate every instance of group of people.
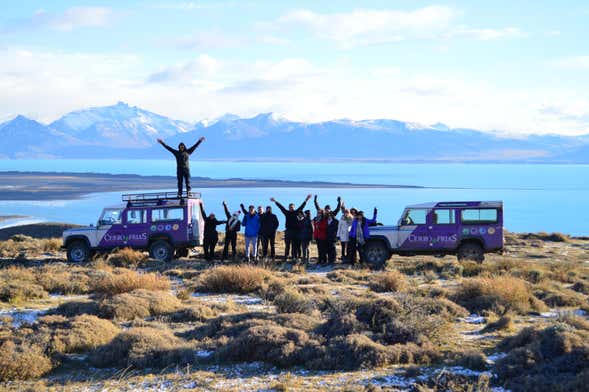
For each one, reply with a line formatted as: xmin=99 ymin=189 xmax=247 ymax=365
xmin=199 ymin=194 xmax=378 ymax=265
xmin=157 ymin=137 xmax=378 ymax=264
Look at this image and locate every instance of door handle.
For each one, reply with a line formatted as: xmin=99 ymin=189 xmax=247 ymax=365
xmin=428 ymin=226 xmax=433 ymax=230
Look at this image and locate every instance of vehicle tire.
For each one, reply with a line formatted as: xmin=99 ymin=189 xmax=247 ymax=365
xmin=67 ymin=240 xmax=90 ymax=263
xmin=363 ymin=241 xmax=389 ymax=270
xmin=149 ymin=240 xmax=173 ymax=262
xmin=457 ymin=242 xmax=485 ymax=262
xmin=175 ymin=247 xmax=189 ymax=258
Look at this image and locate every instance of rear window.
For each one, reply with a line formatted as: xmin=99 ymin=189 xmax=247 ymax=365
xmin=461 ymin=208 xmax=498 ymax=224
xmin=151 ymin=208 xmax=184 ymax=222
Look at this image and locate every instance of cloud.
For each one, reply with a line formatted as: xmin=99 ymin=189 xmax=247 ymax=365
xmin=1 ymin=46 xmax=588 ymax=136
xmin=269 ymin=7 xmax=525 ymax=46
xmin=550 ymin=56 xmax=589 ymax=70
xmin=4 ymin=6 xmax=115 ymax=32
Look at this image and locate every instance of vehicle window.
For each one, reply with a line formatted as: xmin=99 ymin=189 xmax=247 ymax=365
xmin=402 ymin=209 xmax=427 ymax=225
xmin=152 ymin=207 xmax=184 ymax=222
xmin=461 ymin=208 xmax=498 ymax=223
xmin=126 ymin=209 xmax=145 ymax=224
xmin=433 ymin=209 xmax=455 ymax=224
xmin=100 ymin=209 xmax=122 ymax=225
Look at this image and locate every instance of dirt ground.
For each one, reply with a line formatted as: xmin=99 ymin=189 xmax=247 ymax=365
xmin=0 ymin=231 xmax=588 ymax=391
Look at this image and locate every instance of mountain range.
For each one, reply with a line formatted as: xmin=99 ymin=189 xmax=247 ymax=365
xmin=1 ymin=101 xmax=588 ymax=162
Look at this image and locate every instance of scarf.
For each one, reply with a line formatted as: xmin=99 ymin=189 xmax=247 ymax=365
xmin=228 ymin=214 xmax=240 ymax=231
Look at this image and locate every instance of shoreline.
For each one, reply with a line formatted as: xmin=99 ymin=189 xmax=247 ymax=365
xmin=0 ymin=171 xmax=422 ymax=201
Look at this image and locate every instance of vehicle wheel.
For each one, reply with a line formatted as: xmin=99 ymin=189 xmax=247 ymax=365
xmin=149 ymin=240 xmax=173 ymax=262
xmin=363 ymin=241 xmax=389 ymax=270
xmin=175 ymin=247 xmax=189 ymax=258
xmin=67 ymin=241 xmax=90 ymax=263
xmin=457 ymin=243 xmax=484 ymax=262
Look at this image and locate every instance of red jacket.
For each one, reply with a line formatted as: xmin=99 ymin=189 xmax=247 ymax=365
xmin=313 ymin=218 xmax=327 ymax=241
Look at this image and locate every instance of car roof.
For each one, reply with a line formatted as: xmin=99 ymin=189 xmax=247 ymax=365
xmin=406 ymin=201 xmax=503 ymax=209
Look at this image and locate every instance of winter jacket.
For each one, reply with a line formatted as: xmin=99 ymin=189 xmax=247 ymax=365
xmin=161 ymin=140 xmax=202 ymax=171
xmin=349 ymin=210 xmax=377 ymax=241
xmin=313 ymin=217 xmax=328 ymax=241
xmin=260 ymin=213 xmax=279 ymax=236
xmin=297 ymin=216 xmax=313 ymax=242
xmin=337 ymin=216 xmax=352 ymax=242
xmin=242 ymin=213 xmax=261 ymax=237
xmin=275 ymin=200 xmax=308 ymax=230
xmin=326 ymin=217 xmax=339 ymax=242
xmin=223 ymin=203 xmax=241 ymax=233
xmin=200 ymin=204 xmax=226 ymax=239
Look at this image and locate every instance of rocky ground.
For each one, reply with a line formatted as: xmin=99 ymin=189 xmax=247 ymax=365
xmin=0 ymin=231 xmax=588 ymax=391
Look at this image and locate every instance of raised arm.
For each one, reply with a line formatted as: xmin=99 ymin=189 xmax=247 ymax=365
xmin=222 ymin=201 xmax=231 ymax=219
xmin=239 ymin=203 xmax=247 ymax=215
xmin=186 ymin=137 xmax=205 ymax=154
xmin=314 ymin=195 xmax=320 ymax=211
xmin=157 ymin=139 xmax=177 ymax=154
xmin=199 ymin=202 xmax=206 ymax=219
xmin=270 ymin=197 xmax=288 ymax=215
xmin=215 ymin=219 xmax=227 ymax=226
xmin=296 ymin=194 xmax=313 ymax=213
xmin=366 ymin=207 xmax=378 ymax=224
xmin=333 ymin=196 xmax=342 ymax=216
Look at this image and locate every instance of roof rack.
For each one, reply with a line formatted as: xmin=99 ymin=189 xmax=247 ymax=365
xmin=122 ymin=191 xmax=201 ymax=203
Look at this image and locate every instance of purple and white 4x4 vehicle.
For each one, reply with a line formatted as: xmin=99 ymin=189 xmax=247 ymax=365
xmin=364 ymin=201 xmax=504 ymax=268
xmin=63 ymin=192 xmax=204 ymax=263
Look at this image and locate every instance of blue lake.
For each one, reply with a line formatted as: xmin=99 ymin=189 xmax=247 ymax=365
xmin=1 ymin=160 xmax=588 ymax=235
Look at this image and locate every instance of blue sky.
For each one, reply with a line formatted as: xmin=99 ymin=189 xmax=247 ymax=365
xmin=1 ymin=1 xmax=588 ymax=135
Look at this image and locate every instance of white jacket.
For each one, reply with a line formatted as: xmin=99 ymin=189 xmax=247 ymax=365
xmin=337 ymin=217 xmax=352 ymax=242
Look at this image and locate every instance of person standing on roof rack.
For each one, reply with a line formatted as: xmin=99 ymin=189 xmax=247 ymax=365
xmin=157 ymin=137 xmax=205 ymax=197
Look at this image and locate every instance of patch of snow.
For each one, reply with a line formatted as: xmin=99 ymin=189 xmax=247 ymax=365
xmin=462 ymin=314 xmax=486 ymax=324
xmin=0 ymin=308 xmax=46 ymax=327
xmin=540 ymin=311 xmax=559 ymax=318
xmin=196 ymin=350 xmax=213 ymax=358
xmin=486 ymin=352 xmax=508 ymax=365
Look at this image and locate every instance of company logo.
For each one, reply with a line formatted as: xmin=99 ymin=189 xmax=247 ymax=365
xmin=488 ymin=227 xmax=496 ymax=235
xmin=409 ymin=234 xmax=457 ymax=243
xmin=150 ymin=225 xmax=157 ymax=232
xmin=172 ymin=224 xmax=179 ymax=231
xmin=157 ymin=225 xmax=164 ymax=231
xmin=165 ymin=224 xmax=172 ymax=231
xmin=103 ymin=233 xmax=147 ymax=242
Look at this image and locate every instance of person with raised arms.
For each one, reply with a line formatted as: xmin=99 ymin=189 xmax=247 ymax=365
xmin=270 ymin=194 xmax=312 ymax=261
xmin=222 ymin=201 xmax=241 ymax=261
xmin=157 ymin=136 xmax=205 ymax=198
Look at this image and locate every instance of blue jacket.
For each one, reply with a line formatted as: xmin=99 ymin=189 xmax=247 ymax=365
xmin=349 ymin=211 xmax=377 ymax=240
xmin=242 ymin=213 xmax=261 ymax=237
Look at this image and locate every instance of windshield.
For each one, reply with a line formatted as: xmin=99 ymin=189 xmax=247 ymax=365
xmin=99 ymin=208 xmax=123 ymax=225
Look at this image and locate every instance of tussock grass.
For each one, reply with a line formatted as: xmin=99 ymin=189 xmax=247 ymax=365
xmin=0 ymin=341 xmax=53 ymax=381
xmin=90 ymin=327 xmax=194 ymax=368
xmin=273 ymin=289 xmax=317 ymax=315
xmin=107 ymin=248 xmax=147 ymax=268
xmin=454 ymin=275 xmax=546 ymax=314
xmin=91 ymin=269 xmax=170 ymax=295
xmin=368 ymin=270 xmax=407 ymax=293
xmin=481 ymin=315 xmax=514 ymax=333
xmin=99 ymin=289 xmax=181 ymax=321
xmin=196 ymin=265 xmax=270 ymax=294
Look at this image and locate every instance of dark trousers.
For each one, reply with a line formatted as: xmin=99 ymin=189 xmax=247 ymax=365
xmin=223 ymin=231 xmax=237 ymax=259
xmin=203 ymin=235 xmax=217 ymax=260
xmin=340 ymin=241 xmax=348 ymax=261
xmin=348 ymin=238 xmax=358 ymax=264
xmin=177 ymin=168 xmax=191 ymax=195
xmin=261 ymin=233 xmax=276 ymax=259
xmin=316 ymin=239 xmax=328 ymax=264
xmin=300 ymin=240 xmax=310 ymax=261
xmin=284 ymin=229 xmax=297 ymax=259
xmin=327 ymin=240 xmax=337 ymax=263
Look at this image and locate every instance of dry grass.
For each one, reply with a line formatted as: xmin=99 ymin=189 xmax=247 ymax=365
xmin=273 ymin=289 xmax=317 ymax=315
xmin=454 ymin=275 xmax=547 ymax=314
xmin=0 ymin=341 xmax=53 ymax=381
xmin=196 ymin=265 xmax=270 ymax=294
xmin=107 ymin=248 xmax=147 ymax=268
xmin=91 ymin=269 xmax=170 ymax=296
xmin=89 ymin=327 xmax=194 ymax=368
xmin=368 ymin=270 xmax=407 ymax=293
xmin=99 ymin=289 xmax=182 ymax=321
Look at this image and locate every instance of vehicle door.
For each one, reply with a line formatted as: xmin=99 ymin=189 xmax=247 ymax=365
xmin=398 ymin=208 xmax=431 ymax=251
xmin=189 ymin=201 xmax=204 ymax=245
xmin=428 ymin=209 xmax=459 ymax=250
xmin=123 ymin=208 xmax=148 ymax=248
xmin=97 ymin=208 xmax=124 ymax=249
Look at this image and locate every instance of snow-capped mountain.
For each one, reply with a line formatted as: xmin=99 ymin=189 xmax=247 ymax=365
xmin=1 ymin=103 xmax=588 ymax=162
xmin=49 ymin=102 xmax=193 ymax=148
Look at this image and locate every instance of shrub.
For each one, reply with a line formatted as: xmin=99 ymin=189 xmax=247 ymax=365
xmin=533 ymin=283 xmax=586 ymax=308
xmin=99 ymin=289 xmax=181 ymax=320
xmin=481 ymin=315 xmax=514 ymax=333
xmin=40 ymin=238 xmax=62 ymax=253
xmin=571 ymin=281 xmax=589 ymax=295
xmin=52 ymin=300 xmax=100 ymax=317
xmin=0 ymin=280 xmax=47 ymax=303
xmin=91 ymin=270 xmax=170 ymax=296
xmin=368 ymin=270 xmax=407 ymax=293
xmin=90 ymin=327 xmax=194 ymax=368
xmin=453 ymin=351 xmax=488 ymax=371
xmin=170 ymin=304 xmax=219 ymax=322
xmin=0 ymin=341 xmax=53 ymax=381
xmin=273 ymin=289 xmax=316 ymax=315
xmin=107 ymin=248 xmax=147 ymax=268
xmin=197 ymin=265 xmax=269 ymax=294
xmin=35 ymin=265 xmax=90 ymax=295
xmin=454 ymin=275 xmax=546 ymax=314
xmin=10 ymin=234 xmax=33 ymax=243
